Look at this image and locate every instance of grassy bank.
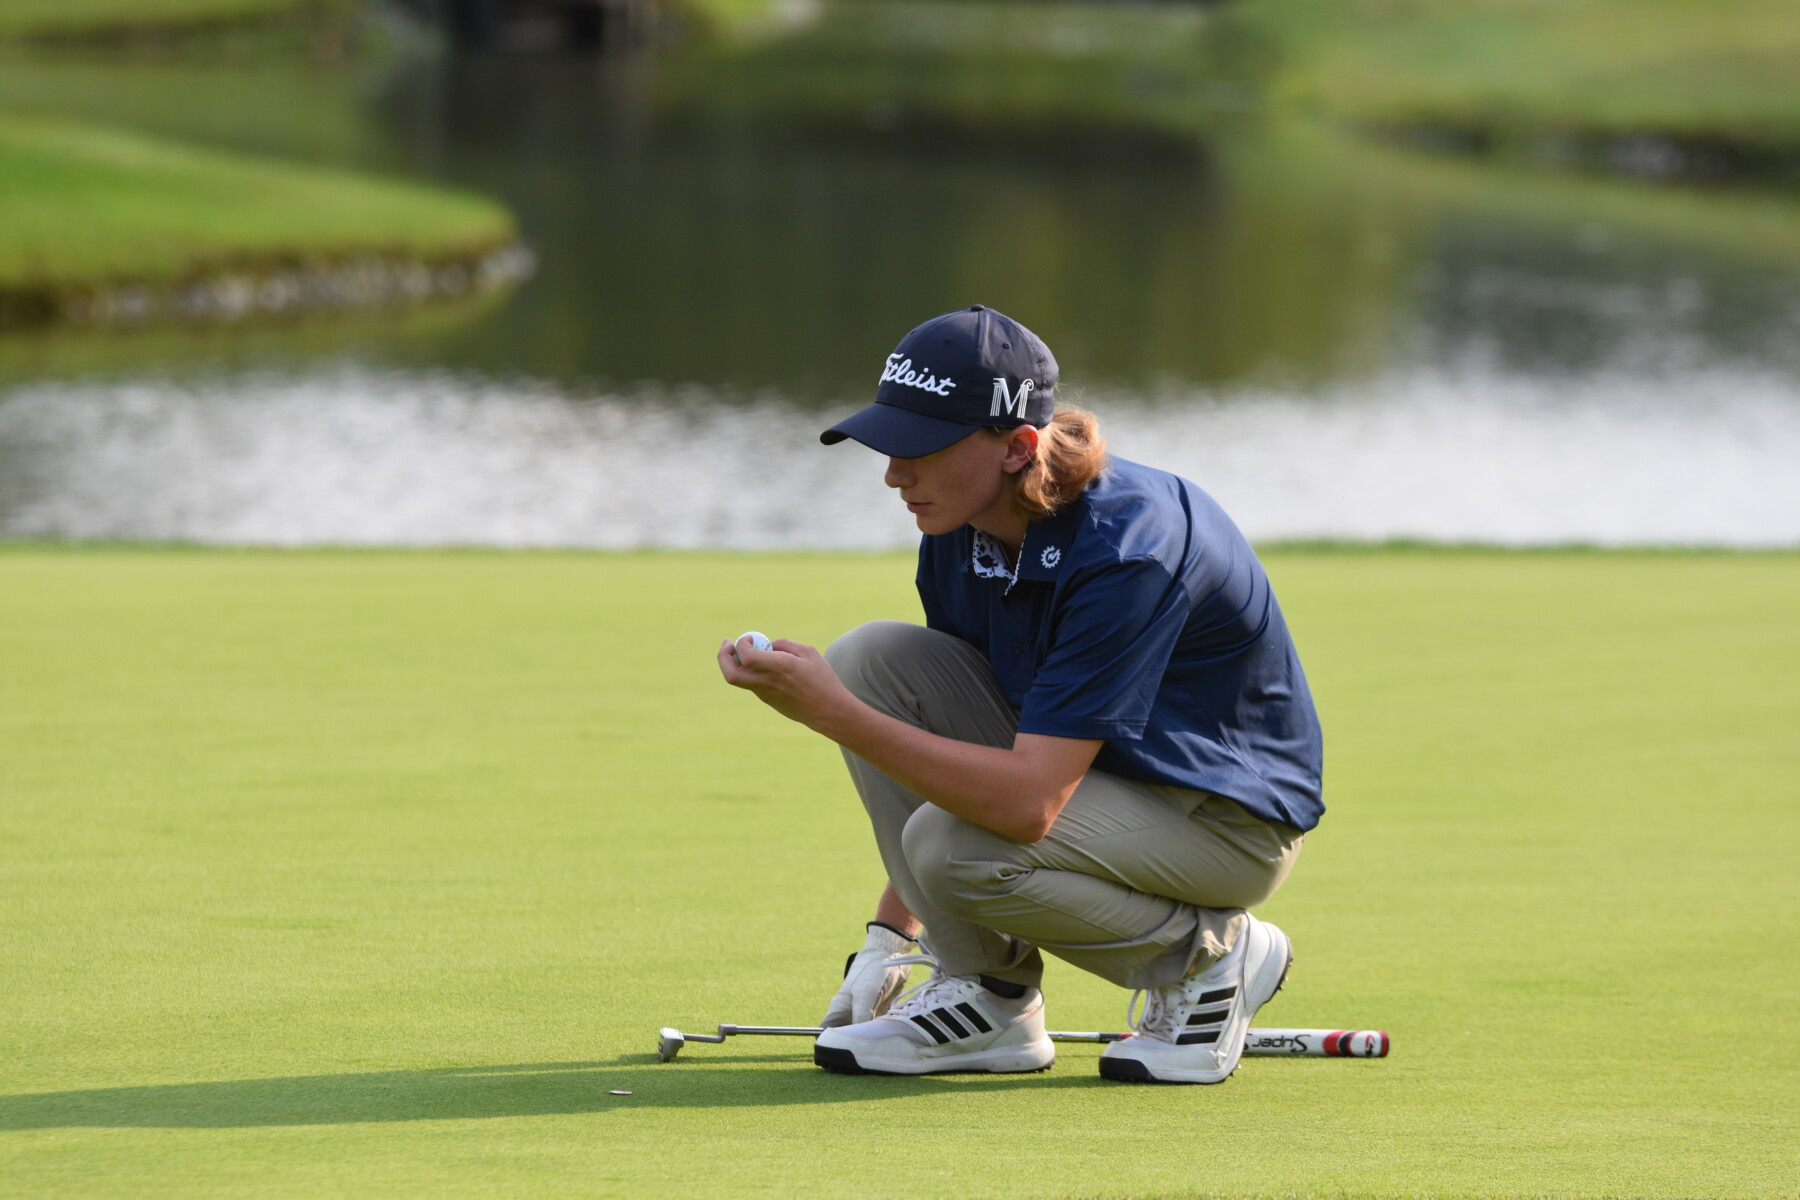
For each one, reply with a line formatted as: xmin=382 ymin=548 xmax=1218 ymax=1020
xmin=1 ymin=548 xmax=1794 ymax=1197
xmin=685 ymin=0 xmax=1800 ymax=182
xmin=1223 ymin=0 xmax=1800 ymax=170
xmin=669 ymin=0 xmax=786 ymax=38
xmin=0 ymin=0 xmax=775 ymax=44
xmin=0 ymin=0 xmax=332 ymax=40
xmin=0 ymin=115 xmax=517 ymax=323
xmin=0 ymin=1 xmax=524 ymax=325
xmin=651 ymin=1 xmax=1800 ymax=281
xmin=657 ymin=2 xmax=1213 ymax=133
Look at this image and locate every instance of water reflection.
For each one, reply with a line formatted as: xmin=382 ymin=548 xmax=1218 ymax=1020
xmin=1413 ymin=222 xmax=1800 ymax=377
xmin=4 ymin=363 xmax=1794 ymax=547
xmin=2 ymin=11 xmax=1799 ymax=545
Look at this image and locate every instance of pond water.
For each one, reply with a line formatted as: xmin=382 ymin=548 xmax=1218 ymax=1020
xmin=2 ymin=9 xmax=1798 ymax=547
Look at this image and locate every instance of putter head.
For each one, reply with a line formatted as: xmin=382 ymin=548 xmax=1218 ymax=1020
xmin=656 ymin=1028 xmax=685 ymax=1062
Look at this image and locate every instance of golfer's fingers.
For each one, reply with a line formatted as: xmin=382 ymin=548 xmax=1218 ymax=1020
xmin=731 ymin=637 xmax=782 ymax=675
xmin=769 ymin=638 xmax=817 ymax=660
xmin=717 ymin=639 xmax=751 ymax=683
xmin=722 ymin=638 xmax=785 ymax=687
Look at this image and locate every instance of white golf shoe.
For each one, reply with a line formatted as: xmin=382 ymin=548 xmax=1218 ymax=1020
xmin=1099 ymin=914 xmax=1292 ymax=1084
xmin=814 ymin=965 xmax=1055 ymax=1076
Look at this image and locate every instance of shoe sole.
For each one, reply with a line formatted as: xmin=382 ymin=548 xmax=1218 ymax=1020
xmin=1098 ymin=940 xmax=1294 ymax=1086
xmin=815 ymin=1043 xmax=1055 ymax=1076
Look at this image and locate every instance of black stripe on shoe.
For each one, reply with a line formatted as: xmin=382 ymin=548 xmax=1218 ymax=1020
xmin=1196 ymin=987 xmax=1237 ymax=1005
xmin=909 ymin=1014 xmax=951 ymax=1044
xmin=1185 ymin=1008 xmax=1230 ymax=1027
xmin=933 ymin=1008 xmax=971 ymax=1038
xmin=1177 ymin=1029 xmax=1222 ymax=1045
xmin=955 ymin=1002 xmax=993 ymax=1033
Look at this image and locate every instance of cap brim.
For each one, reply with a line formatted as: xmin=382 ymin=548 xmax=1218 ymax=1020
xmin=819 ymin=403 xmax=984 ymax=458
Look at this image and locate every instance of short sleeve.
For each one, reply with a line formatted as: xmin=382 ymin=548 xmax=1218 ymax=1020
xmin=1018 ymin=555 xmax=1188 ymax=741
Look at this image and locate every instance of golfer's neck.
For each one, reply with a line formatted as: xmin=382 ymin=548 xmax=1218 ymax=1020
xmin=970 ymin=506 xmax=1029 ymax=566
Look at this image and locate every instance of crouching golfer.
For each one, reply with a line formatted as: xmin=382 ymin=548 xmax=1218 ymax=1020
xmin=717 ymin=306 xmax=1323 ymax=1084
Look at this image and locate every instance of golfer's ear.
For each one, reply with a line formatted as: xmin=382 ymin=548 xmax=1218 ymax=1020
xmin=1003 ymin=425 xmax=1039 ymax=473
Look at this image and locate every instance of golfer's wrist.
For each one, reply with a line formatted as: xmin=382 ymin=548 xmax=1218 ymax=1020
xmin=810 ymin=690 xmax=875 ymax=744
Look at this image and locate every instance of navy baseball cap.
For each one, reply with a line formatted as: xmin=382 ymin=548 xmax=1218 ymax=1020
xmin=820 ymin=305 xmax=1058 ymax=457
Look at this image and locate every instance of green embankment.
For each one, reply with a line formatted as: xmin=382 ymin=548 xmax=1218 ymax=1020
xmin=0 ymin=0 xmax=765 ymax=43
xmin=2 ymin=548 xmax=1794 ymax=1198
xmin=657 ymin=2 xmax=1213 ymax=132
xmin=670 ymin=0 xmax=785 ymax=37
xmin=669 ymin=0 xmax=1800 ymax=183
xmin=0 ymin=115 xmax=513 ymax=302
xmin=0 ymin=1 xmax=519 ymax=316
xmin=1223 ymin=0 xmax=1800 ymax=163
xmin=0 ymin=0 xmax=335 ymax=39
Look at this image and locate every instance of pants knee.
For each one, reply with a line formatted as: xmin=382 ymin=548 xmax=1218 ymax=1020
xmin=825 ymin=620 xmax=924 ymax=702
xmin=903 ymin=804 xmax=1021 ymax=920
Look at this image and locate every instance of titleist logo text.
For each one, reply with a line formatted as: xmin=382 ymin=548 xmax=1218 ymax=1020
xmin=881 ymin=355 xmax=956 ymax=396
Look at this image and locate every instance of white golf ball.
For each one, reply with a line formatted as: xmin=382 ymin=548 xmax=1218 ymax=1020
xmin=733 ymin=631 xmax=772 ymax=662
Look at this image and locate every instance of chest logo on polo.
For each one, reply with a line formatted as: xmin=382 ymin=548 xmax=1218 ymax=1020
xmin=991 ymin=376 xmax=1035 ymax=418
xmin=1040 ymin=545 xmax=1062 ymax=569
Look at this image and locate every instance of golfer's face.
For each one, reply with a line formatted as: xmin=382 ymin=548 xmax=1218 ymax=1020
xmin=883 ymin=431 xmax=1012 ymax=536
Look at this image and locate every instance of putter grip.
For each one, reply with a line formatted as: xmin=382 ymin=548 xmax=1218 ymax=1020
xmin=1244 ymin=1028 xmax=1389 ymax=1057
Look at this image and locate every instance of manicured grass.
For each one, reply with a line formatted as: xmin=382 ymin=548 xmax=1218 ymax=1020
xmin=0 ymin=57 xmax=392 ymax=168
xmin=0 ymin=0 xmax=763 ymax=42
xmin=683 ymin=0 xmax=1800 ymax=162
xmin=0 ymin=115 xmax=513 ymax=289
xmin=673 ymin=0 xmax=787 ymax=36
xmin=1222 ymin=0 xmax=1800 ymax=156
xmin=0 ymin=0 xmax=324 ymax=38
xmin=658 ymin=1 xmax=1214 ymax=133
xmin=1 ymin=548 xmax=1795 ymax=1197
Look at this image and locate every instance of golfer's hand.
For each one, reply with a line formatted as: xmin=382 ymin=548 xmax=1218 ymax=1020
xmin=716 ymin=635 xmax=857 ymax=733
xmin=823 ymin=923 xmax=920 ymax=1027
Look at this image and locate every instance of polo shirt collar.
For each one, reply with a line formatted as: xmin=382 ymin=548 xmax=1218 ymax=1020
xmin=970 ymin=529 xmax=1015 ymax=585
xmin=967 ymin=505 xmax=1081 ymax=592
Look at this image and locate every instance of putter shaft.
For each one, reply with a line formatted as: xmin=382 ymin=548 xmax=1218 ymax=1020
xmin=718 ymin=1025 xmax=1121 ymax=1042
xmin=658 ymin=1024 xmax=1389 ymax=1062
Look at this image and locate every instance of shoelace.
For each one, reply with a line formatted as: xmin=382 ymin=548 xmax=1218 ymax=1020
xmin=883 ymin=953 xmax=985 ymax=1019
xmin=1125 ymin=986 xmax=1182 ymax=1041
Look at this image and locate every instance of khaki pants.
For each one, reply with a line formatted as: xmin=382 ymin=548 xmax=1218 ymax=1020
xmin=826 ymin=621 xmax=1303 ymax=991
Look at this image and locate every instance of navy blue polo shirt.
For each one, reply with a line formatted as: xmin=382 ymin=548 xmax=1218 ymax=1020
xmin=916 ymin=456 xmax=1324 ymax=832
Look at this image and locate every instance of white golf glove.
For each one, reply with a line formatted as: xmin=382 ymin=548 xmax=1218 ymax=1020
xmin=821 ymin=922 xmax=920 ymax=1027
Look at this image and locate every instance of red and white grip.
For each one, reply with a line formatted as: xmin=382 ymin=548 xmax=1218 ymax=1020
xmin=1245 ymin=1028 xmax=1389 ymax=1057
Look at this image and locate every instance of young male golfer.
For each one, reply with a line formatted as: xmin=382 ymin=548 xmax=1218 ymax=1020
xmin=717 ymin=305 xmax=1323 ymax=1083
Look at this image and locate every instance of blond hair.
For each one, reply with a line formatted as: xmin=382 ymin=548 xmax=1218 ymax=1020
xmin=987 ymin=405 xmax=1108 ymax=520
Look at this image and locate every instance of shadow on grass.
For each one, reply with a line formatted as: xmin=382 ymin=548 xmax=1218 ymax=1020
xmin=0 ymin=1053 xmax=1114 ymax=1129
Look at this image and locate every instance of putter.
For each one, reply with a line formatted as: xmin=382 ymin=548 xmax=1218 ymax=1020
xmin=657 ymin=1024 xmax=1387 ymax=1061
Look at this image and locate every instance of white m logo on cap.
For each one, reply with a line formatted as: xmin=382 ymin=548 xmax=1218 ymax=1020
xmin=990 ymin=377 xmax=1035 ymax=418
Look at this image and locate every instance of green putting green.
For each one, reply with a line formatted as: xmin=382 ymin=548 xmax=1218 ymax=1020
xmin=1 ymin=547 xmax=1794 ymax=1197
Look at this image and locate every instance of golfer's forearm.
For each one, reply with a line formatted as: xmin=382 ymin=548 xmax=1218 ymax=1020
xmin=822 ymin=701 xmax=1063 ymax=841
